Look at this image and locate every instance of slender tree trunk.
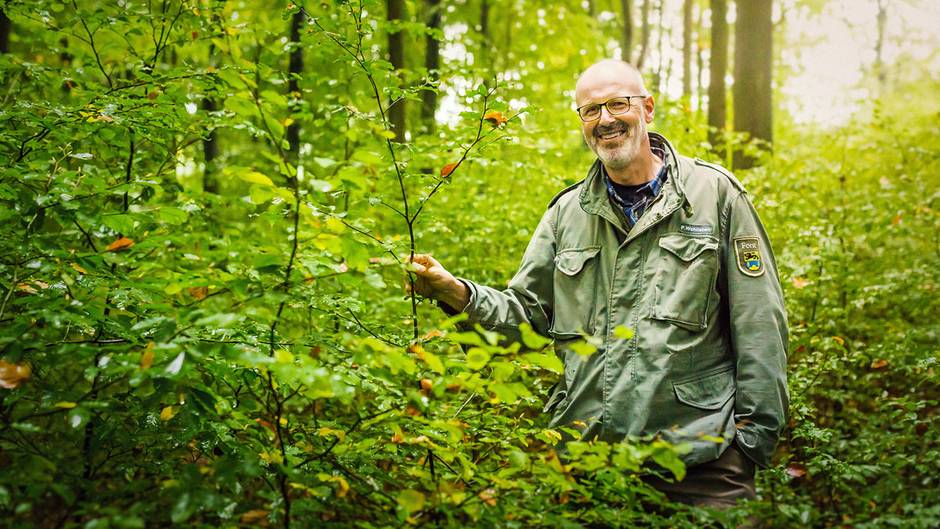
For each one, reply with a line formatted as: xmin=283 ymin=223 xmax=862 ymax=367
xmin=695 ymin=2 xmax=705 ymax=110
xmin=708 ymin=0 xmax=728 ymax=150
xmin=682 ymin=0 xmax=693 ymax=97
xmin=733 ymin=0 xmax=773 ymax=168
xmin=620 ymin=0 xmax=633 ymax=62
xmin=0 ymin=8 xmax=10 ymax=54
xmin=636 ymin=0 xmax=651 ymax=68
xmin=653 ymin=0 xmax=666 ymax=92
xmin=874 ymin=0 xmax=887 ymax=90
xmin=479 ymin=0 xmax=491 ymax=81
xmin=287 ymin=10 xmax=303 ymax=171
xmin=588 ymin=0 xmax=595 ymax=17
xmin=421 ymin=0 xmax=441 ymax=133
xmin=387 ymin=0 xmax=406 ymax=141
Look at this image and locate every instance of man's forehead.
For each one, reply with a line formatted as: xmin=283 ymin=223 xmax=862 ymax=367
xmin=575 ymin=60 xmax=644 ymax=101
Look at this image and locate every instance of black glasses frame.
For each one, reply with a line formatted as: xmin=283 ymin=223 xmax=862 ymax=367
xmin=576 ymin=95 xmax=648 ymax=122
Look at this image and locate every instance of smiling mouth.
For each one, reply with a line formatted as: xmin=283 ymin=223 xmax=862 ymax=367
xmin=597 ymin=129 xmax=626 ymax=141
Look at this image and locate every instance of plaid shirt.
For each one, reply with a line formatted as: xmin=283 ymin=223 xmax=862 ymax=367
xmin=604 ymin=152 xmax=669 ymax=228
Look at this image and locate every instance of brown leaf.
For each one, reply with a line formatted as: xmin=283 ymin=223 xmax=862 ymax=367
xmin=240 ymin=510 xmax=270 ymax=525
xmin=188 ymin=286 xmax=208 ymax=300
xmin=0 ymin=360 xmax=31 ymax=389
xmin=106 ymin=237 xmax=135 ymax=252
xmin=786 ymin=463 xmax=807 ymax=478
xmin=870 ymin=359 xmax=889 ymax=370
xmin=147 ymin=90 xmax=159 ymax=100
xmin=483 ymin=110 xmax=508 ymax=127
xmin=478 ymin=488 xmax=498 ymax=506
xmin=440 ymin=162 xmax=458 ymax=177
xmin=420 ymin=378 xmax=433 ymax=391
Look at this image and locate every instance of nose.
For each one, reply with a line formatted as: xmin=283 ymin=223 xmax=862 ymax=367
xmin=598 ymin=104 xmax=616 ymax=124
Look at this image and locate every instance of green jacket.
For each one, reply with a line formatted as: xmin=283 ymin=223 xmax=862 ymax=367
xmin=457 ymin=133 xmax=788 ymax=468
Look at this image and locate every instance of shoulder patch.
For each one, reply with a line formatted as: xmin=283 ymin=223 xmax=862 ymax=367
xmin=548 ymin=180 xmax=584 ymax=208
xmin=694 ymin=158 xmax=746 ymax=193
xmin=734 ymin=236 xmax=765 ymax=277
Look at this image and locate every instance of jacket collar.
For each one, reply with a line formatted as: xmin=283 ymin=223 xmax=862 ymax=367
xmin=579 ymin=132 xmax=687 ymax=229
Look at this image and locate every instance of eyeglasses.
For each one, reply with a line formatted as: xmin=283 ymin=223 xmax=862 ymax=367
xmin=576 ymin=95 xmax=648 ymax=122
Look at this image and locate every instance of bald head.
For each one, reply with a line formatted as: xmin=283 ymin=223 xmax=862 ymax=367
xmin=575 ymin=59 xmax=648 ymax=106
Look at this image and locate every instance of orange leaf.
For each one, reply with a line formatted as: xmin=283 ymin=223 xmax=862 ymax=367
xmin=440 ymin=162 xmax=458 ymax=177
xmin=870 ymin=359 xmax=889 ymax=370
xmin=0 ymin=360 xmax=31 ymax=389
xmin=106 ymin=237 xmax=134 ymax=252
xmin=420 ymin=378 xmax=433 ymax=391
xmin=791 ymin=276 xmax=811 ymax=289
xmin=255 ymin=418 xmax=276 ymax=434
xmin=16 ymin=283 xmax=37 ymax=294
xmin=483 ymin=110 xmax=508 ymax=127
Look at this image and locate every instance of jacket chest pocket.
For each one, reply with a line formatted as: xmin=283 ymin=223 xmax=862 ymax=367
xmin=651 ymin=234 xmax=718 ymax=331
xmin=550 ymin=246 xmax=601 ymax=336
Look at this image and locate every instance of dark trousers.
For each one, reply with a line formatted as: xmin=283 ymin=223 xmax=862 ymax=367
xmin=644 ymin=441 xmax=757 ymax=508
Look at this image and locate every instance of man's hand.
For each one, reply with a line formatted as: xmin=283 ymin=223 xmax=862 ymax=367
xmin=407 ymin=254 xmax=470 ymax=312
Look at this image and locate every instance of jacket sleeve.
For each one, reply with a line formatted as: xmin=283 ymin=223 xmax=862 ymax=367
xmin=721 ymin=192 xmax=789 ymax=468
xmin=452 ymin=206 xmax=558 ymax=343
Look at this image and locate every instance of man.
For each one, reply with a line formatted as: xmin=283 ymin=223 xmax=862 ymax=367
xmin=409 ymin=59 xmax=788 ymax=507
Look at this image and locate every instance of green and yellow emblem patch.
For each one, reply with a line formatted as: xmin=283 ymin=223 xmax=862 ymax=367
xmin=734 ymin=237 xmax=765 ymax=277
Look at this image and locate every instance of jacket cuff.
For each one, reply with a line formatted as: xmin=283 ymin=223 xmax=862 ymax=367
xmin=437 ymin=279 xmax=476 ymax=316
xmin=734 ymin=428 xmax=775 ymax=468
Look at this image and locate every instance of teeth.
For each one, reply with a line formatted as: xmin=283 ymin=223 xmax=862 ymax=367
xmin=600 ymin=131 xmax=624 ymax=140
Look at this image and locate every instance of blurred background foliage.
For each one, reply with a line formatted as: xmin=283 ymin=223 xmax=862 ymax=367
xmin=0 ymin=0 xmax=937 ymax=527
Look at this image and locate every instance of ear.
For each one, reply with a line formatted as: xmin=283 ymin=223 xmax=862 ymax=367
xmin=644 ymin=96 xmax=655 ymax=123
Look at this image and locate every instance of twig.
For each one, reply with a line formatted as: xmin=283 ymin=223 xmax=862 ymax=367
xmin=72 ymin=1 xmax=112 ymax=89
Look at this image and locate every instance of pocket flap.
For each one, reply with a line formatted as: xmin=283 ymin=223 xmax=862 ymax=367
xmin=673 ymin=363 xmax=736 ymax=410
xmin=554 ymin=247 xmax=601 ymax=276
xmin=659 ymin=234 xmax=718 ymax=262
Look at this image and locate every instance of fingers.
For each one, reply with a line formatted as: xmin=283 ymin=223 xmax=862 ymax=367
xmin=407 ymin=254 xmax=439 ymax=276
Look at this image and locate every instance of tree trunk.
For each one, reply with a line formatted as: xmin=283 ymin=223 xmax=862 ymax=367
xmin=696 ymin=2 xmax=705 ymax=110
xmin=708 ymin=0 xmax=728 ymax=150
xmin=0 ymin=8 xmax=10 ymax=54
xmin=653 ymin=0 xmax=666 ymax=93
xmin=682 ymin=0 xmax=693 ymax=97
xmin=386 ymin=0 xmax=406 ymax=141
xmin=620 ymin=0 xmax=633 ymax=62
xmin=733 ymin=0 xmax=773 ymax=169
xmin=874 ymin=0 xmax=886 ymax=90
xmin=421 ymin=0 xmax=441 ymax=133
xmin=287 ymin=10 xmax=303 ymax=172
xmin=479 ymin=0 xmax=491 ymax=81
xmin=636 ymin=0 xmax=651 ymax=68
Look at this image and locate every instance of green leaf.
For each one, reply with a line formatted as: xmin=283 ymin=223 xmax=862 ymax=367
xmin=396 ymin=489 xmax=425 ymax=514
xmin=613 ymin=325 xmax=635 ymax=340
xmin=522 ymin=353 xmax=563 ymax=374
xmin=465 ymin=347 xmax=491 ymax=370
xmin=519 ymin=323 xmax=551 ymax=349
xmin=240 ymin=171 xmax=274 ymax=186
xmin=568 ymin=340 xmax=597 ymax=357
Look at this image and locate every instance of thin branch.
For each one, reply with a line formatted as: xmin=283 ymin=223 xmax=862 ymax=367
xmin=72 ymin=1 xmax=112 ymax=89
